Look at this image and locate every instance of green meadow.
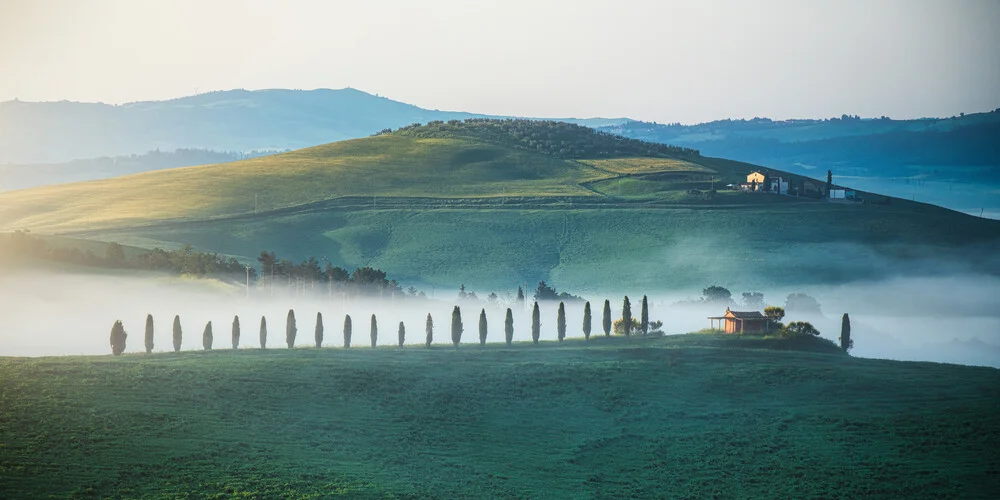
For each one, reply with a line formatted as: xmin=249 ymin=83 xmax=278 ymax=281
xmin=1 ymin=335 xmax=997 ymax=498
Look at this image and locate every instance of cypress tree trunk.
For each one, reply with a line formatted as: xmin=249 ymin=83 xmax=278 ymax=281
xmin=110 ymin=320 xmax=127 ymax=356
xmin=398 ymin=321 xmax=405 ymax=347
xmin=314 ymin=312 xmax=324 ymax=348
xmin=531 ymin=302 xmax=541 ymax=344
xmin=144 ymin=314 xmax=154 ymax=353
xmin=425 ymin=313 xmax=433 ymax=347
xmin=622 ymin=296 xmax=633 ymax=336
xmin=259 ymin=316 xmax=267 ymax=349
xmin=602 ymin=300 xmax=611 ymax=336
xmin=232 ymin=315 xmax=240 ymax=350
xmin=582 ymin=302 xmax=592 ymax=340
xmin=840 ymin=313 xmax=852 ymax=351
xmin=285 ymin=309 xmax=296 ymax=348
xmin=451 ymin=306 xmax=463 ymax=347
xmin=557 ymin=302 xmax=566 ymax=342
xmin=370 ymin=314 xmax=378 ymax=348
xmin=172 ymin=315 xmax=182 ymax=352
xmin=343 ymin=314 xmax=352 ymax=348
xmin=478 ymin=309 xmax=488 ymax=346
xmin=641 ymin=295 xmax=649 ymax=336
xmin=202 ymin=321 xmax=213 ymax=350
xmin=504 ymin=308 xmax=514 ymax=346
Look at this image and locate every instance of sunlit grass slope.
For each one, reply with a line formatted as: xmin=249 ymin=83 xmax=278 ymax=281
xmin=1 ymin=335 xmax=997 ymax=498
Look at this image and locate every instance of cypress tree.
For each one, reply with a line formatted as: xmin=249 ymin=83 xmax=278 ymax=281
xmin=144 ymin=314 xmax=154 ymax=353
xmin=479 ymin=308 xmax=488 ymax=346
xmin=840 ymin=313 xmax=853 ymax=351
xmin=826 ymin=170 xmax=833 ymax=198
xmin=602 ymin=300 xmax=611 ymax=336
xmin=641 ymin=295 xmax=649 ymax=336
xmin=110 ymin=320 xmax=127 ymax=356
xmin=343 ymin=314 xmax=352 ymax=348
xmin=232 ymin=315 xmax=240 ymax=350
xmin=582 ymin=302 xmax=592 ymax=340
xmin=425 ymin=313 xmax=433 ymax=347
xmin=517 ymin=286 xmax=525 ymax=305
xmin=370 ymin=314 xmax=378 ymax=348
xmin=285 ymin=309 xmax=296 ymax=348
xmin=531 ymin=302 xmax=541 ymax=344
xmin=398 ymin=321 xmax=405 ymax=347
xmin=557 ymin=301 xmax=566 ymax=342
xmin=259 ymin=316 xmax=267 ymax=349
xmin=451 ymin=306 xmax=463 ymax=347
xmin=622 ymin=296 xmax=633 ymax=336
xmin=202 ymin=321 xmax=213 ymax=350
xmin=172 ymin=315 xmax=182 ymax=352
xmin=504 ymin=308 xmax=514 ymax=346
xmin=315 ymin=312 xmax=324 ymax=348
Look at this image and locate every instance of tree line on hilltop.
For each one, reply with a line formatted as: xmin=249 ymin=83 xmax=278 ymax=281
xmin=376 ymin=118 xmax=700 ymax=159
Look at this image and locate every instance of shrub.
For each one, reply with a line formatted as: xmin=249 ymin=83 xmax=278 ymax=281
xmin=531 ymin=302 xmax=541 ymax=344
xmin=478 ymin=309 xmax=488 ymax=346
xmin=315 ymin=312 xmax=324 ymax=348
xmin=202 ymin=321 xmax=213 ymax=350
xmin=285 ymin=309 xmax=297 ymax=348
xmin=504 ymin=308 xmax=514 ymax=346
xmin=370 ymin=314 xmax=378 ymax=348
xmin=144 ymin=314 xmax=154 ymax=354
xmin=780 ymin=321 xmax=820 ymax=338
xmin=582 ymin=301 xmax=592 ymax=340
xmin=451 ymin=306 xmax=463 ymax=347
xmin=259 ymin=316 xmax=267 ymax=349
xmin=425 ymin=313 xmax=433 ymax=347
xmin=110 ymin=320 xmax=127 ymax=356
xmin=613 ymin=318 xmax=641 ymax=335
xmin=172 ymin=315 xmax=182 ymax=352
xmin=648 ymin=320 xmax=664 ymax=335
xmin=398 ymin=321 xmax=405 ymax=347
xmin=232 ymin=315 xmax=240 ymax=350
xmin=344 ymin=314 xmax=352 ymax=348
xmin=557 ymin=302 xmax=566 ymax=342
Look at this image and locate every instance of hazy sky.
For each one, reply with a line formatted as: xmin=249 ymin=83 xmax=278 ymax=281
xmin=1 ymin=0 xmax=998 ymax=123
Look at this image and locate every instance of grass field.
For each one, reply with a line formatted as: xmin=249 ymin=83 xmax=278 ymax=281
xmin=1 ymin=335 xmax=997 ymax=498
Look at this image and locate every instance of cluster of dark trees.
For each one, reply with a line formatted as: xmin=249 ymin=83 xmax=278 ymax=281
xmin=255 ymin=251 xmax=404 ymax=297
xmin=698 ymin=285 xmax=823 ymax=315
xmin=391 ymin=118 xmax=700 ymax=159
xmin=109 ymin=296 xmax=659 ymax=355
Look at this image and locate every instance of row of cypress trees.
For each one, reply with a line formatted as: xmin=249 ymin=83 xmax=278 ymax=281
xmin=110 ymin=296 xmax=651 ymax=355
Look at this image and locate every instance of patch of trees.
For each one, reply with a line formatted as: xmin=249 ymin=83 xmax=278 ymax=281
xmin=533 ymin=281 xmax=584 ymax=302
xmin=256 ymin=251 xmax=405 ymax=298
xmin=392 ymin=118 xmax=699 ymax=159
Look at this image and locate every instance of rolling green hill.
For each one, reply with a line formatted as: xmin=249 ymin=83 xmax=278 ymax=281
xmin=1 ymin=336 xmax=997 ymax=498
xmin=1 ymin=119 xmax=998 ymax=290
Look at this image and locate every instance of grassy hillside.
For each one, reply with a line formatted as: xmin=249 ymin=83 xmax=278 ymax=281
xmin=1 ymin=336 xmax=997 ymax=498
xmin=2 ymin=119 xmax=998 ymax=290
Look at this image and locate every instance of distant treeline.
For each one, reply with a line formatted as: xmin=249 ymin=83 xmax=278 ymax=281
xmin=255 ymin=251 xmax=404 ymax=297
xmin=379 ymin=118 xmax=700 ymax=159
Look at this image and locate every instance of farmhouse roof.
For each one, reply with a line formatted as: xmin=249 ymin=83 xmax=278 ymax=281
xmin=726 ymin=308 xmax=766 ymax=319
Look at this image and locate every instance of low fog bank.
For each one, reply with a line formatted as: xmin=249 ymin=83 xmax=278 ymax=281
xmin=2 ymin=270 xmax=999 ymax=368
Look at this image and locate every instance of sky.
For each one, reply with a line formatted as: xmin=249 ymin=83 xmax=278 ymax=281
xmin=1 ymin=0 xmax=999 ymax=123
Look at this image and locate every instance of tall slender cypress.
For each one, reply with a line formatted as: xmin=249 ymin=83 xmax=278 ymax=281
xmin=451 ymin=306 xmax=463 ymax=347
xmin=531 ymin=302 xmax=541 ymax=344
xmin=370 ymin=314 xmax=378 ymax=348
xmin=202 ymin=321 xmax=213 ymax=350
xmin=479 ymin=309 xmax=488 ymax=346
xmin=622 ymin=296 xmax=633 ymax=336
xmin=640 ymin=295 xmax=649 ymax=336
xmin=557 ymin=301 xmax=566 ymax=342
xmin=259 ymin=316 xmax=267 ymax=349
xmin=343 ymin=314 xmax=353 ymax=348
xmin=398 ymin=321 xmax=405 ymax=347
xmin=172 ymin=315 xmax=182 ymax=352
xmin=582 ymin=302 xmax=592 ymax=340
xmin=232 ymin=315 xmax=241 ymax=349
xmin=144 ymin=314 xmax=154 ymax=353
xmin=425 ymin=313 xmax=433 ymax=347
xmin=840 ymin=313 xmax=852 ymax=351
xmin=285 ymin=309 xmax=297 ymax=348
xmin=504 ymin=308 xmax=514 ymax=346
xmin=315 ymin=312 xmax=324 ymax=348
xmin=602 ymin=300 xmax=611 ymax=336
